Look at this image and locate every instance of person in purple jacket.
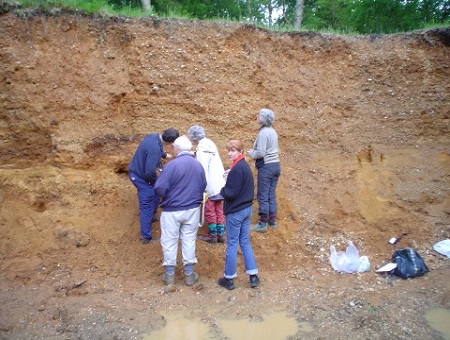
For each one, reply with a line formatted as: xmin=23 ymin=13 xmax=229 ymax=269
xmin=155 ymin=135 xmax=207 ymax=287
xmin=128 ymin=128 xmax=179 ymax=244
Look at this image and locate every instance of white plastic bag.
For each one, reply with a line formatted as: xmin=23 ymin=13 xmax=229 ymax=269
xmin=358 ymin=255 xmax=371 ymax=272
xmin=330 ymin=241 xmax=371 ymax=273
xmin=433 ymin=239 xmax=450 ymax=258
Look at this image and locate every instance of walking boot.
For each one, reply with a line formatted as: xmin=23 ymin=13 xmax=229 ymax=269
xmin=251 ymin=222 xmax=267 ymax=233
xmin=162 ymin=273 xmax=175 ymax=286
xmin=141 ymin=237 xmax=160 ymax=244
xmin=198 ymin=233 xmax=218 ymax=243
xmin=268 ymin=215 xmax=277 ymax=229
xmin=199 ymin=223 xmax=218 ymax=243
xmin=217 ymin=224 xmax=225 ymax=243
xmin=249 ymin=274 xmax=260 ymax=288
xmin=185 ymin=272 xmax=199 ymax=286
xmin=218 ymin=277 xmax=235 ymax=290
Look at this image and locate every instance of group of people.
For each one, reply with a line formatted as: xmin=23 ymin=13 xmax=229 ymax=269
xmin=128 ymin=109 xmax=281 ymax=290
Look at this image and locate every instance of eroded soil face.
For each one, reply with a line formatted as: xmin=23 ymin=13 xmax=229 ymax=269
xmin=0 ymin=8 xmax=449 ymax=339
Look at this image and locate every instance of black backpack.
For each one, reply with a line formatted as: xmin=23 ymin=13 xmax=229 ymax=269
xmin=391 ymin=248 xmax=428 ymax=279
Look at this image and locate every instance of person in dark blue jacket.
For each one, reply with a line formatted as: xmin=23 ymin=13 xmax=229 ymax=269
xmin=218 ymin=140 xmax=260 ymax=290
xmin=128 ymin=128 xmax=179 ymax=244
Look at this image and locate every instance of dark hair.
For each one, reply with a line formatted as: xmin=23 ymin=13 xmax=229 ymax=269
xmin=161 ymin=128 xmax=179 ymax=143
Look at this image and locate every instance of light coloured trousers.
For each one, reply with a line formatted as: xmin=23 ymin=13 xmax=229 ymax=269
xmin=160 ymin=207 xmax=200 ymax=267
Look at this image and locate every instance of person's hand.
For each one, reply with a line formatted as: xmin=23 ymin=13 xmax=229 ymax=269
xmin=223 ymin=169 xmax=230 ymax=181
xmin=165 ymin=153 xmax=173 ymax=159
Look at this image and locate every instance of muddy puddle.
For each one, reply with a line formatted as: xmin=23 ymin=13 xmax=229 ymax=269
xmin=142 ymin=308 xmax=312 ymax=339
xmin=425 ymin=308 xmax=450 ymax=340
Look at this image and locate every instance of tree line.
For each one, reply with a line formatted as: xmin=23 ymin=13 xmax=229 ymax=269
xmin=19 ymin=0 xmax=449 ymax=34
xmin=111 ymin=0 xmax=449 ymax=33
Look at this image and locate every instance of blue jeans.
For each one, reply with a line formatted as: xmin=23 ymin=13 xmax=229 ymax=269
xmin=224 ymin=206 xmax=258 ymax=278
xmin=257 ymin=162 xmax=281 ymax=223
xmin=129 ymin=172 xmax=160 ymax=239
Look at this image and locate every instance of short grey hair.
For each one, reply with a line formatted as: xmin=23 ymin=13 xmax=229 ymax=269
xmin=173 ymin=135 xmax=192 ymax=152
xmin=188 ymin=125 xmax=206 ymax=142
xmin=259 ymin=108 xmax=275 ymax=126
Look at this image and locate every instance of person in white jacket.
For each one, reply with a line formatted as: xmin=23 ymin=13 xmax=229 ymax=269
xmin=188 ymin=125 xmax=226 ymax=243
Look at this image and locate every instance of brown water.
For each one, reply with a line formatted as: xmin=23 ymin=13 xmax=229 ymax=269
xmin=141 ymin=311 xmax=210 ymax=339
xmin=142 ymin=309 xmax=311 ymax=339
xmin=218 ymin=309 xmax=301 ymax=339
xmin=425 ymin=308 xmax=450 ymax=340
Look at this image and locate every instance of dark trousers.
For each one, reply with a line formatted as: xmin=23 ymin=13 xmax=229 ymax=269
xmin=256 ymin=162 xmax=281 ymax=223
xmin=129 ymin=172 xmax=159 ymax=239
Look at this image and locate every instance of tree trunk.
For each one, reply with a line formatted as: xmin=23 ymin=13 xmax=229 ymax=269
xmin=294 ymin=0 xmax=304 ymax=30
xmin=281 ymin=0 xmax=288 ymax=26
xmin=267 ymin=0 xmax=273 ymax=27
xmin=140 ymin=0 xmax=151 ymax=12
xmin=247 ymin=0 xmax=252 ymax=21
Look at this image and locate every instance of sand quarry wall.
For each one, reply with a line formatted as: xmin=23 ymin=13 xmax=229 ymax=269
xmin=0 ymin=8 xmax=449 ymax=277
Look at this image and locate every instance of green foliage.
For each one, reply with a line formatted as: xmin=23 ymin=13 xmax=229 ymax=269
xmin=348 ymin=0 xmax=423 ymax=34
xmin=9 ymin=0 xmax=450 ymax=34
xmin=11 ymin=0 xmax=156 ymax=16
xmin=423 ymin=19 xmax=450 ymax=28
xmin=419 ymin=0 xmax=450 ymax=22
xmin=107 ymin=0 xmax=141 ymax=10
xmin=153 ymin=0 xmax=245 ymax=20
xmin=296 ymin=0 xmax=450 ymax=34
xmin=13 ymin=0 xmax=114 ymax=13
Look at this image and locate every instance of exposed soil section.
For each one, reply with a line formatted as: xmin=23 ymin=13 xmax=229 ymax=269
xmin=0 ymin=7 xmax=449 ymax=339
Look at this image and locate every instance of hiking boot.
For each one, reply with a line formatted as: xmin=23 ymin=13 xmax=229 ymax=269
xmin=198 ymin=234 xmax=218 ymax=243
xmin=268 ymin=221 xmax=277 ymax=229
xmin=141 ymin=237 xmax=152 ymax=244
xmin=218 ymin=277 xmax=235 ymax=290
xmin=162 ymin=273 xmax=175 ymax=286
xmin=141 ymin=237 xmax=159 ymax=244
xmin=249 ymin=274 xmax=260 ymax=288
xmin=251 ymin=223 xmax=267 ymax=233
xmin=217 ymin=234 xmax=226 ymax=243
xmin=185 ymin=272 xmax=199 ymax=286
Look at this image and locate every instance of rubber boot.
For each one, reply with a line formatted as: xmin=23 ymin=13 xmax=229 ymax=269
xmin=217 ymin=224 xmax=225 ymax=243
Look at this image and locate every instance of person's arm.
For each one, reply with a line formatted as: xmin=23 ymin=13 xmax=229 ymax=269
xmin=220 ymin=168 xmax=241 ymax=201
xmin=247 ymin=130 xmax=267 ymax=160
xmin=144 ymin=153 xmax=160 ymax=184
xmin=154 ymin=166 xmax=171 ymax=198
xmin=195 ymin=149 xmax=210 ymax=181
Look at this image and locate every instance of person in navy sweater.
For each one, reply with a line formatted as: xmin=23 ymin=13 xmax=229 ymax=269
xmin=155 ymin=135 xmax=207 ymax=287
xmin=218 ymin=140 xmax=260 ymax=290
xmin=128 ymin=128 xmax=179 ymax=244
